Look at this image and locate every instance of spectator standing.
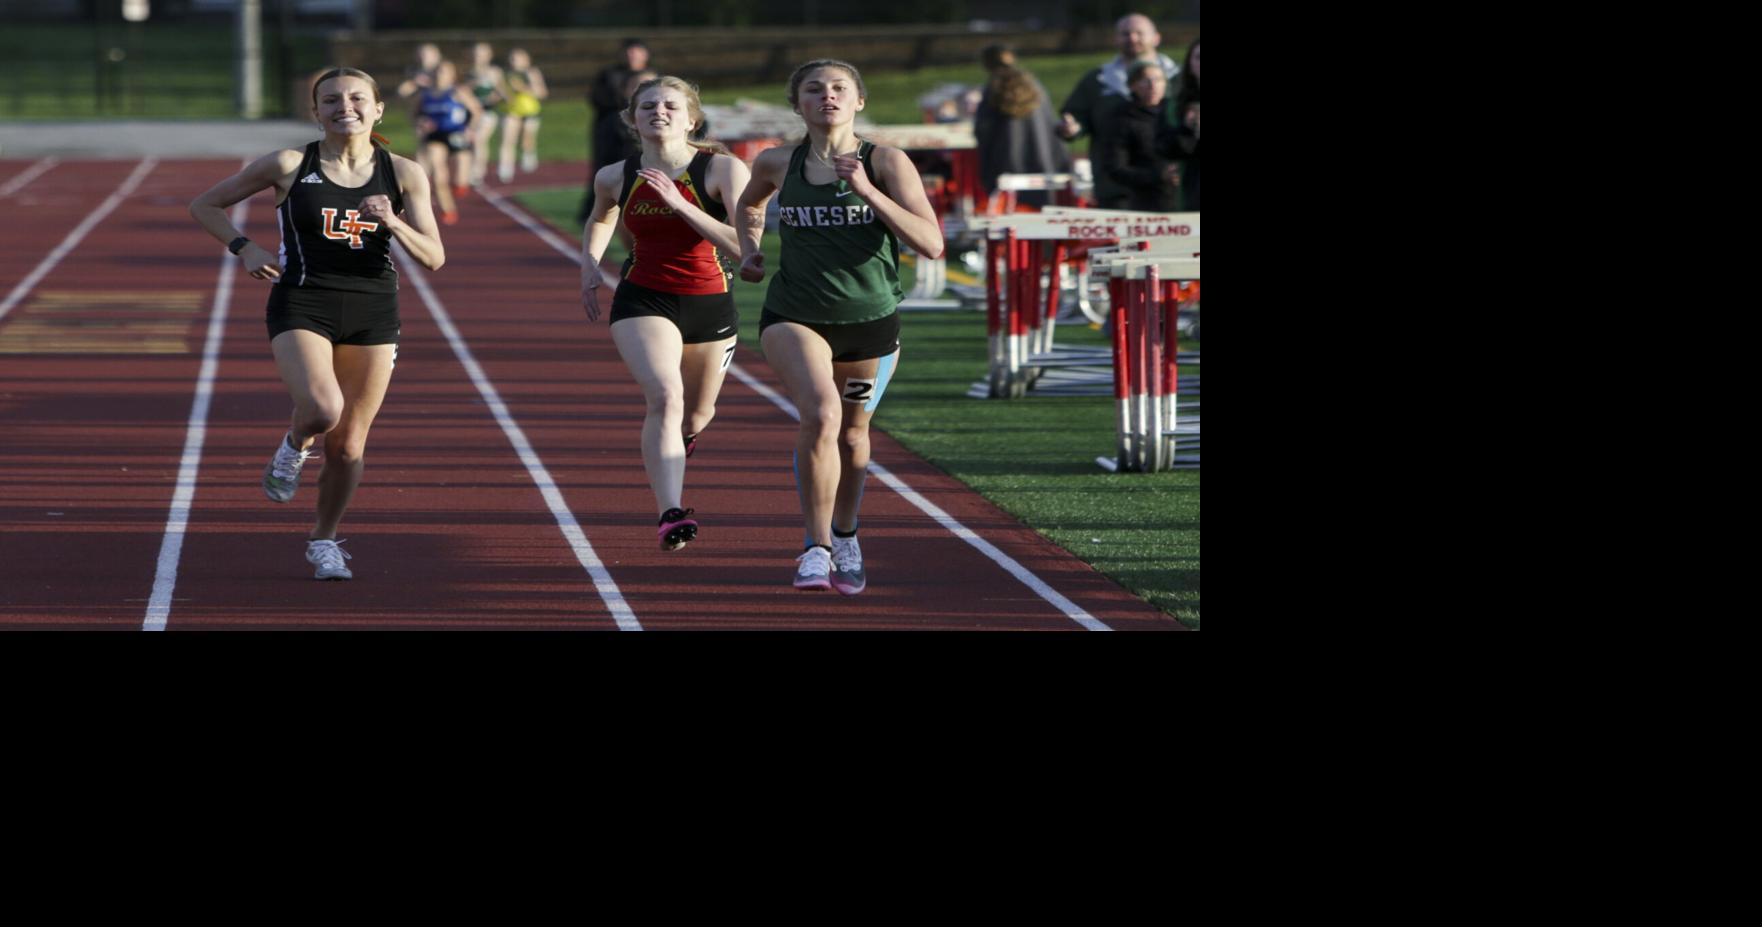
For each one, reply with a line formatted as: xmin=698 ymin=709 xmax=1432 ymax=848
xmin=1161 ymin=36 xmax=1201 ymax=212
xmin=1056 ymin=13 xmax=1180 ymax=207
xmin=582 ymin=39 xmax=651 ymax=223
xmin=972 ymin=44 xmax=1071 ymax=209
xmin=1098 ymin=61 xmax=1179 ymax=212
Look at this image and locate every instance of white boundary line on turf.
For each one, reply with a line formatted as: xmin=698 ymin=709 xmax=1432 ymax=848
xmin=144 ymin=182 xmax=248 ymax=632
xmin=484 ymin=186 xmax=1114 ymax=631
xmin=0 ymin=157 xmax=59 ymax=198
xmin=0 ymin=158 xmax=156 ymax=324
xmin=397 ymin=242 xmax=643 ymax=632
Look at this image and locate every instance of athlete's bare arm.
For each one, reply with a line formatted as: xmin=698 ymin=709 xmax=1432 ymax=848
xmin=735 ymin=146 xmax=789 ymax=282
xmin=376 ymin=156 xmax=446 ymax=270
xmin=189 ymin=148 xmax=304 ymax=281
xmin=580 ymin=161 xmax=626 ymax=320
xmin=837 ymin=145 xmax=943 ymax=259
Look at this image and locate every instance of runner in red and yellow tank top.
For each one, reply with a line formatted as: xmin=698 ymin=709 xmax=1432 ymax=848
xmin=619 ymin=149 xmax=731 ymax=294
xmin=580 ymin=75 xmax=751 ymax=552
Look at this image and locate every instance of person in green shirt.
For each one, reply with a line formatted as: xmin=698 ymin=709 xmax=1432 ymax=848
xmin=736 ymin=59 xmax=944 ymax=596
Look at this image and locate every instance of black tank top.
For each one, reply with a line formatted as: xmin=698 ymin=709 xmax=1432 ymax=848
xmin=276 ymin=141 xmax=403 ymax=293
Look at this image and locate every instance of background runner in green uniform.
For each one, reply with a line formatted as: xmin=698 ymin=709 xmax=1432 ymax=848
xmin=736 ymin=59 xmax=944 ymax=595
xmin=465 ymin=42 xmax=508 ymax=189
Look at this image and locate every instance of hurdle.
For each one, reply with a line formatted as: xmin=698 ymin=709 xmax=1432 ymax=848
xmin=966 ymin=211 xmax=1199 ymax=399
xmin=1089 ymin=246 xmax=1202 ymax=472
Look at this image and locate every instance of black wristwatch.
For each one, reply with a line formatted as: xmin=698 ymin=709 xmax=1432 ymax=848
xmin=227 ymin=236 xmax=251 ymax=255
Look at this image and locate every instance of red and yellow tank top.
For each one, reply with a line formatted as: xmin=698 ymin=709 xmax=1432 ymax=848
xmin=617 ymin=149 xmax=730 ymax=295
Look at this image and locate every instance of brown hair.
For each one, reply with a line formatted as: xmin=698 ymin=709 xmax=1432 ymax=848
xmin=311 ymin=67 xmax=391 ymax=149
xmin=987 ymin=66 xmax=1043 ymax=119
xmin=786 ymin=59 xmax=866 ymax=108
xmin=622 ymin=75 xmax=730 ymax=156
xmin=1126 ymin=61 xmax=1166 ymax=86
xmin=980 ymin=44 xmax=1015 ymax=73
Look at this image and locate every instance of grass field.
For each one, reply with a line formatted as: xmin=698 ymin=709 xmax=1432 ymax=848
xmin=514 ymin=187 xmax=1200 ymax=628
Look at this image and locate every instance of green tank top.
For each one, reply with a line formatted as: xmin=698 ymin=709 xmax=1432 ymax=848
xmin=765 ymin=141 xmax=902 ymax=324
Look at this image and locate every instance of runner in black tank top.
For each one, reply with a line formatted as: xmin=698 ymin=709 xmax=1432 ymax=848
xmin=190 ymin=67 xmax=446 ymax=582
xmin=736 ymin=60 xmax=944 ymax=595
xmin=581 ymin=76 xmax=751 ymax=552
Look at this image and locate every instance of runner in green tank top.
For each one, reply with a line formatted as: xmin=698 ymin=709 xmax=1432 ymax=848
xmin=764 ymin=140 xmax=902 ymax=324
xmin=736 ymin=59 xmax=945 ymax=595
xmin=465 ymin=42 xmax=508 ymax=188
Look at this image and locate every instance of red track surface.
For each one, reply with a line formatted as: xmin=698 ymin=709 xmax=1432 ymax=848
xmin=0 ymin=158 xmax=1181 ymax=630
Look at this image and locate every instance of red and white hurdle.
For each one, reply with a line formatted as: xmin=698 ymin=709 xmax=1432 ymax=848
xmin=967 ymin=211 xmax=1199 ymax=401
xmin=1089 ymin=239 xmax=1201 ymax=472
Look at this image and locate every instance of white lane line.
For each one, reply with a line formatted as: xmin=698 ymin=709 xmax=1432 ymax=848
xmin=479 ymin=186 xmax=580 ymax=259
xmin=478 ymin=186 xmax=621 ymax=284
xmin=0 ymin=157 xmax=59 ymax=197
xmin=0 ymin=158 xmax=156 ymax=324
xmin=397 ymin=244 xmax=642 ymax=631
xmin=144 ymin=187 xmax=249 ymax=632
xmin=486 ymin=188 xmax=1113 ymax=631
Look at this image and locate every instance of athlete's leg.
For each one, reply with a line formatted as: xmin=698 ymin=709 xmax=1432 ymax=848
xmin=428 ymin=141 xmax=456 ymax=216
xmin=499 ymin=115 xmax=521 ymax=181
xmin=830 ymin=349 xmax=899 ymax=533
xmin=761 ymin=322 xmax=841 ymax=549
xmin=449 ymin=145 xmax=472 ymax=198
xmin=611 ymin=316 xmax=689 ymax=516
xmin=310 ymin=342 xmax=397 ymax=540
xmin=679 ymin=335 xmax=736 ymax=441
xmin=471 ymin=111 xmax=498 ymax=185
xmin=271 ymin=329 xmax=345 ymax=450
xmin=521 ymin=116 xmax=541 ymax=172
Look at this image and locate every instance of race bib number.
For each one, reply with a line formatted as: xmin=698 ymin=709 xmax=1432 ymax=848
xmin=842 ymin=378 xmax=876 ymax=404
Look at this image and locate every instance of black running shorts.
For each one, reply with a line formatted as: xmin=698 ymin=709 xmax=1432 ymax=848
xmin=759 ymin=309 xmax=901 ymax=362
xmin=267 ymin=285 xmax=401 ymax=346
xmin=610 ymin=278 xmax=739 ymax=344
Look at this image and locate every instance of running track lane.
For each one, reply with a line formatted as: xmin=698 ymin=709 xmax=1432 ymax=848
xmin=428 ymin=186 xmax=1179 ymax=630
xmin=142 ymin=168 xmax=626 ymax=629
xmin=0 ymin=158 xmax=622 ymax=629
xmin=0 ymin=159 xmax=1181 ymax=630
xmin=0 ymin=159 xmax=230 ymax=626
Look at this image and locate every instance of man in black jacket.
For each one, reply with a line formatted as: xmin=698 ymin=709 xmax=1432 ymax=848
xmin=1057 ymin=14 xmax=1180 ymax=208
xmin=580 ymin=39 xmax=651 ymax=223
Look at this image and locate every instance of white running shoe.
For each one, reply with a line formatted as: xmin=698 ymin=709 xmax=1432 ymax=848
xmin=262 ymin=432 xmax=312 ymax=503
xmin=521 ymin=151 xmax=538 ymax=173
xmin=830 ymin=536 xmax=866 ymax=596
xmin=498 ymin=164 xmax=514 ymax=183
xmin=794 ymin=546 xmax=832 ymax=591
xmin=306 ymin=538 xmax=353 ymax=580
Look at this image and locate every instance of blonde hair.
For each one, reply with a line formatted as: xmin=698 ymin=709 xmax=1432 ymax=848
xmin=622 ymin=76 xmax=730 ymax=155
